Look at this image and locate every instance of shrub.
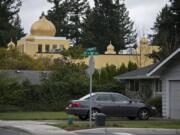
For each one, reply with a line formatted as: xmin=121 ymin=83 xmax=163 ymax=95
xmin=146 ymin=96 xmax=162 ymax=117
xmin=0 ymin=104 xmax=22 ymax=112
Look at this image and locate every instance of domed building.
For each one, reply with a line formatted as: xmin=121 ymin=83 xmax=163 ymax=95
xmin=17 ymin=16 xmax=70 ymax=58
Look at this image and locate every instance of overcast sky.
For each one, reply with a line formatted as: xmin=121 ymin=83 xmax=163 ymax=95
xmin=19 ymin=0 xmax=169 ymax=36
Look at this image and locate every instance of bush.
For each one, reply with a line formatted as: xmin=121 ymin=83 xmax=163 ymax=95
xmin=146 ymin=96 xmax=162 ymax=117
xmin=0 ymin=104 xmax=22 ymax=112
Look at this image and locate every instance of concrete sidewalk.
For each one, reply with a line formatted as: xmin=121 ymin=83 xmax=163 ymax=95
xmin=0 ymin=120 xmax=76 ymax=135
xmin=73 ymin=128 xmax=180 ymax=135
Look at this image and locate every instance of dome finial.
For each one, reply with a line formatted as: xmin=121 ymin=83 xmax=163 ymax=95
xmin=40 ymin=12 xmax=45 ymax=19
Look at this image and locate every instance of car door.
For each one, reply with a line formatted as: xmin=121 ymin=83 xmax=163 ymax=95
xmin=111 ymin=94 xmax=135 ymax=117
xmin=95 ymin=94 xmax=116 ymax=116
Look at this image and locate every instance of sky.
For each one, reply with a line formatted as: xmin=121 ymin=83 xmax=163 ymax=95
xmin=19 ymin=0 xmax=169 ymax=36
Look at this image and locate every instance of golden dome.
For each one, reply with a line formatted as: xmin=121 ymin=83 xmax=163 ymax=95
xmin=107 ymin=41 xmax=115 ymax=51
xmin=30 ymin=16 xmax=56 ymax=36
xmin=140 ymin=36 xmax=148 ymax=44
xmin=7 ymin=41 xmax=16 ymax=50
xmin=105 ymin=41 xmax=116 ymax=54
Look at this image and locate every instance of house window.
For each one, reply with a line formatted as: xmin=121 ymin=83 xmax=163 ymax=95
xmin=38 ymin=44 xmax=42 ymax=53
xmin=155 ymin=80 xmax=162 ymax=92
xmin=130 ymin=80 xmax=139 ymax=91
xmin=45 ymin=45 xmax=50 ymax=53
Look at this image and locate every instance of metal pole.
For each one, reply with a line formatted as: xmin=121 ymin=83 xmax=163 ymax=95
xmin=89 ymin=74 xmax=92 ymax=128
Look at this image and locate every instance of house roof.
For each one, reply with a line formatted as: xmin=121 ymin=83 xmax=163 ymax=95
xmin=147 ymin=48 xmax=180 ymax=76
xmin=115 ymin=63 xmax=160 ymax=80
xmin=115 ymin=48 xmax=180 ymax=80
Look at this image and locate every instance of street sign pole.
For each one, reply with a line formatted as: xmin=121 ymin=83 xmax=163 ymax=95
xmin=86 ymin=55 xmax=95 ymax=128
xmin=89 ymin=73 xmax=92 ymax=128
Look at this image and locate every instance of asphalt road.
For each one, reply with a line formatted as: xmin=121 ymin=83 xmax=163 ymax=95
xmin=0 ymin=128 xmax=29 ymax=135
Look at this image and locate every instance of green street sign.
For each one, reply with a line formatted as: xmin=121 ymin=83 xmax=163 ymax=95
xmin=84 ymin=47 xmax=99 ymax=56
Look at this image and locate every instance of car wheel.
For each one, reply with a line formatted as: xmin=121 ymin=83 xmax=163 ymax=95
xmin=91 ymin=108 xmax=99 ymax=120
xmin=128 ymin=117 xmax=136 ymax=120
xmin=78 ymin=115 xmax=88 ymax=120
xmin=138 ymin=109 xmax=150 ymax=120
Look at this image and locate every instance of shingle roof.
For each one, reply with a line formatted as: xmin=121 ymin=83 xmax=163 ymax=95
xmin=115 ymin=63 xmax=160 ymax=80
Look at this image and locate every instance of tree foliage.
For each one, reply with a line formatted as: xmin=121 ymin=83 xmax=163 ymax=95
xmin=0 ymin=60 xmax=137 ymax=111
xmin=81 ymin=0 xmax=137 ymax=53
xmin=61 ymin=45 xmax=86 ymax=59
xmin=0 ymin=0 xmax=25 ymax=47
xmin=47 ymin=0 xmax=90 ymax=45
xmin=0 ymin=48 xmax=55 ymax=70
xmin=150 ymin=1 xmax=180 ymax=61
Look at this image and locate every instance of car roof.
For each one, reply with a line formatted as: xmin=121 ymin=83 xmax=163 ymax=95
xmin=92 ymin=92 xmax=122 ymax=95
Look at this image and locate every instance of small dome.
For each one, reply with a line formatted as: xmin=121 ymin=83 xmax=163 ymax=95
xmin=107 ymin=41 xmax=115 ymax=51
xmin=140 ymin=36 xmax=148 ymax=44
xmin=7 ymin=41 xmax=16 ymax=50
xmin=30 ymin=16 xmax=56 ymax=36
xmin=105 ymin=41 xmax=116 ymax=54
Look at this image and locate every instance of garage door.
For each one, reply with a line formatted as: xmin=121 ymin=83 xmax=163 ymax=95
xmin=169 ymin=81 xmax=180 ymax=119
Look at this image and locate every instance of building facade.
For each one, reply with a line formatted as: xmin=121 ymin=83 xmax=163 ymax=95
xmin=9 ymin=15 xmax=159 ymax=69
xmin=17 ymin=16 xmax=70 ymax=59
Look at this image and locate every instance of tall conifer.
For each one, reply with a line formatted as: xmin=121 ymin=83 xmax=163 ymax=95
xmin=0 ymin=0 xmax=24 ymax=47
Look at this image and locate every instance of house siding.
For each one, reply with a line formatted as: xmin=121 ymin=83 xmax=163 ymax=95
xmin=161 ymin=80 xmax=166 ymax=117
xmin=161 ymin=60 xmax=180 ymax=118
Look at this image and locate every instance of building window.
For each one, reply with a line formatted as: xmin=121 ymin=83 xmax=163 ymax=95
xmin=53 ymin=45 xmax=57 ymax=50
xmin=45 ymin=45 xmax=50 ymax=53
xmin=38 ymin=44 xmax=42 ymax=53
xmin=59 ymin=45 xmax=64 ymax=50
xmin=51 ymin=45 xmax=58 ymax=53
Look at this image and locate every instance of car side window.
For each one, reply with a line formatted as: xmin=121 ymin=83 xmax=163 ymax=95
xmin=96 ymin=94 xmax=112 ymax=102
xmin=111 ymin=94 xmax=129 ymax=103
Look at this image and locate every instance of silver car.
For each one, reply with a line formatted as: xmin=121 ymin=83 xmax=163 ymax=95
xmin=66 ymin=92 xmax=156 ymax=120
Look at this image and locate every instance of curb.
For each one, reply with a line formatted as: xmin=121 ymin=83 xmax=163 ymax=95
xmin=0 ymin=126 xmax=32 ymax=135
xmin=73 ymin=128 xmax=180 ymax=135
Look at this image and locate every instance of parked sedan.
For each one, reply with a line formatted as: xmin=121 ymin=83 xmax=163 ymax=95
xmin=66 ymin=92 xmax=156 ymax=120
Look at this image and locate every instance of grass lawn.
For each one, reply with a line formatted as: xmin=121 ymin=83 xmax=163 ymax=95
xmin=0 ymin=112 xmax=76 ymax=120
xmin=0 ymin=112 xmax=180 ymax=130
xmin=54 ymin=120 xmax=180 ymax=130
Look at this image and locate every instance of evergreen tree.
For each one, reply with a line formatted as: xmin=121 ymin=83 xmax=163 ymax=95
xmin=150 ymin=5 xmax=177 ymax=61
xmin=170 ymin=0 xmax=180 ymax=46
xmin=10 ymin=15 xmax=25 ymax=43
xmin=47 ymin=0 xmax=70 ymax=37
xmin=81 ymin=0 xmax=136 ymax=53
xmin=0 ymin=0 xmax=24 ymax=47
xmin=150 ymin=1 xmax=180 ymax=61
xmin=67 ymin=0 xmax=90 ymax=45
xmin=47 ymin=0 xmax=90 ymax=45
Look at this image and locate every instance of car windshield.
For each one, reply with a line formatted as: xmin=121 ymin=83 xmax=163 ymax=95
xmin=79 ymin=93 xmax=95 ymax=100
